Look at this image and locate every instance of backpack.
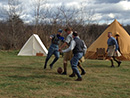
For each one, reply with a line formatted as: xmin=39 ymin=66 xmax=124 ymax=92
xmin=82 ymin=40 xmax=87 ymax=56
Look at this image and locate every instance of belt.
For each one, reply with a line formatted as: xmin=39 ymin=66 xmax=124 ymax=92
xmin=108 ymin=45 xmax=114 ymax=46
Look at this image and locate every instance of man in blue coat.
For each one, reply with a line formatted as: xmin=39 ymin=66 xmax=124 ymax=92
xmin=44 ymin=29 xmax=64 ymax=69
xmin=106 ymin=32 xmax=122 ymax=67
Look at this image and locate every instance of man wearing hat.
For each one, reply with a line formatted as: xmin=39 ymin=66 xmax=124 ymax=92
xmin=115 ymin=32 xmax=121 ymax=53
xmin=107 ymin=32 xmax=122 ymax=67
xmin=61 ymin=31 xmax=87 ymax=81
xmin=44 ymin=29 xmax=64 ymax=69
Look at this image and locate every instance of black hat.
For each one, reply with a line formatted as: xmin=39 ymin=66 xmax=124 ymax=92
xmin=73 ymin=31 xmax=78 ymax=36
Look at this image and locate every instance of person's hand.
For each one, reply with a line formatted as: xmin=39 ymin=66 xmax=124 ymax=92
xmin=115 ymin=51 xmax=118 ymax=55
xmin=50 ymin=36 xmax=52 ymax=39
xmin=58 ymin=48 xmax=61 ymax=52
xmin=59 ymin=50 xmax=63 ymax=53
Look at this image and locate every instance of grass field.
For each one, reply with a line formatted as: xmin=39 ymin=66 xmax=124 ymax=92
xmin=0 ymin=50 xmax=130 ymax=98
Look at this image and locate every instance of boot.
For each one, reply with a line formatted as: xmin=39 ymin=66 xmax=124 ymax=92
xmin=49 ymin=64 xmax=53 ymax=69
xmin=110 ymin=59 xmax=115 ymax=68
xmin=113 ymin=57 xmax=121 ymax=67
xmin=61 ymin=71 xmax=67 ymax=75
xmin=75 ymin=77 xmax=82 ymax=81
xmin=69 ymin=72 xmax=75 ymax=77
xmin=44 ymin=64 xmax=47 ymax=69
xmin=81 ymin=70 xmax=86 ymax=75
xmin=118 ymin=61 xmax=122 ymax=67
xmin=111 ymin=65 xmax=115 ymax=67
xmin=44 ymin=58 xmax=49 ymax=69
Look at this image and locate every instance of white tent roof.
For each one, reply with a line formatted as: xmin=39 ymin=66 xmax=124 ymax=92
xmin=18 ymin=34 xmax=48 ymax=56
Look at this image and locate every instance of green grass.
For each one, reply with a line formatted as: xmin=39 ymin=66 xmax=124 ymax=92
xmin=0 ymin=50 xmax=130 ymax=98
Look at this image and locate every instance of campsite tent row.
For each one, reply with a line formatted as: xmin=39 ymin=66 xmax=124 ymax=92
xmin=18 ymin=19 xmax=130 ymax=60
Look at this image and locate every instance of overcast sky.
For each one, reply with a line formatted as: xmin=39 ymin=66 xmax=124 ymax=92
xmin=0 ymin=0 xmax=130 ymax=25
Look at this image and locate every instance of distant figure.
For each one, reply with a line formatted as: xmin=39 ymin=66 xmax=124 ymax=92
xmin=115 ymin=32 xmax=121 ymax=53
xmin=61 ymin=31 xmax=87 ymax=81
xmin=106 ymin=32 xmax=122 ymax=67
xmin=44 ymin=29 xmax=64 ymax=69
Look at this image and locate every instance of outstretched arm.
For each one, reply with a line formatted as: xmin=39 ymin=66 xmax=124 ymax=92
xmin=59 ymin=35 xmax=71 ymax=50
xmin=62 ymin=40 xmax=76 ymax=53
xmin=59 ymin=42 xmax=68 ymax=50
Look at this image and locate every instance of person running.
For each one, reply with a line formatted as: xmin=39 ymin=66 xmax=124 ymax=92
xmin=61 ymin=31 xmax=87 ymax=81
xmin=106 ymin=32 xmax=122 ymax=67
xmin=59 ymin=27 xmax=86 ymax=76
xmin=44 ymin=29 xmax=64 ymax=69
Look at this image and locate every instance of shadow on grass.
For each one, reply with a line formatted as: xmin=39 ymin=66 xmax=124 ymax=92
xmin=0 ymin=66 xmax=42 ymax=71
xmin=6 ymin=66 xmax=72 ymax=81
xmin=8 ymin=74 xmax=47 ymax=80
xmin=1 ymin=66 xmax=79 ymax=81
xmin=8 ymin=74 xmax=71 ymax=81
xmin=87 ymin=64 xmax=110 ymax=68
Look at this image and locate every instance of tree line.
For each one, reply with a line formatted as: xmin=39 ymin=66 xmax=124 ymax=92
xmin=0 ymin=0 xmax=130 ymax=50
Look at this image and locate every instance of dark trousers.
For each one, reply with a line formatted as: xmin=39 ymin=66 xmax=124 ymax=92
xmin=44 ymin=44 xmax=59 ymax=67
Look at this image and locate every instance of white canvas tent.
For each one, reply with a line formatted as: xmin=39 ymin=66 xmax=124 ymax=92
xmin=18 ymin=34 xmax=48 ymax=56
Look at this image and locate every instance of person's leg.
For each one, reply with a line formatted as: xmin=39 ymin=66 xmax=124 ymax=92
xmin=71 ymin=58 xmax=81 ymax=80
xmin=110 ymin=59 xmax=114 ymax=67
xmin=70 ymin=53 xmax=83 ymax=81
xmin=62 ymin=61 xmax=67 ymax=75
xmin=107 ymin=56 xmax=114 ymax=67
xmin=44 ymin=47 xmax=54 ymax=69
xmin=50 ymin=50 xmax=60 ymax=69
xmin=77 ymin=62 xmax=86 ymax=75
xmin=62 ymin=52 xmax=68 ymax=75
xmin=112 ymin=56 xmax=122 ymax=67
xmin=69 ymin=62 xmax=85 ymax=77
xmin=62 ymin=51 xmax=73 ymax=75
xmin=69 ymin=70 xmax=75 ymax=77
xmin=109 ymin=57 xmax=114 ymax=67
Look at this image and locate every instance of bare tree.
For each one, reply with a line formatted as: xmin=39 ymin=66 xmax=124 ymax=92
xmin=57 ymin=4 xmax=79 ymax=26
xmin=0 ymin=0 xmax=25 ymax=49
xmin=31 ymin=0 xmax=47 ymax=33
xmin=0 ymin=0 xmax=101 ymax=50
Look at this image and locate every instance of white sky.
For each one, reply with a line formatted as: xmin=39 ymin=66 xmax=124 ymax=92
xmin=0 ymin=0 xmax=130 ymax=25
